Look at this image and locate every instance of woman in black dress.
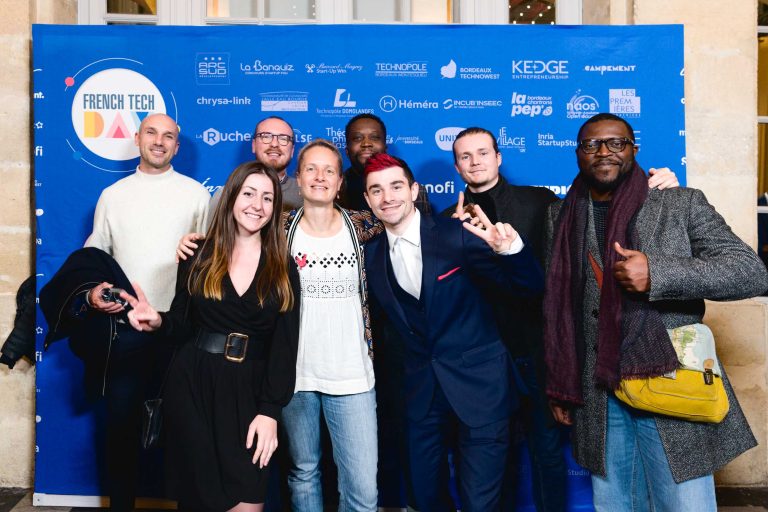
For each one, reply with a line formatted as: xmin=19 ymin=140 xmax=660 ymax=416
xmin=122 ymin=161 xmax=300 ymax=511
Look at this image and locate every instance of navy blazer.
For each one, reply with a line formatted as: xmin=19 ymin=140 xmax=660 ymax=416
xmin=365 ymin=214 xmax=544 ymax=428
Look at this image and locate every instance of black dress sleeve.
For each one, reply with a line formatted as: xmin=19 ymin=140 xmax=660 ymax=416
xmin=257 ymin=259 xmax=301 ymax=420
xmin=158 ymin=257 xmax=196 ymax=344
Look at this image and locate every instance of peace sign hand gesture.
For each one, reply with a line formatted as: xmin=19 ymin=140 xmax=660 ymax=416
xmin=451 ymin=191 xmax=480 ymax=226
xmin=119 ymin=283 xmax=162 ymax=332
xmin=461 ymin=204 xmax=519 ymax=253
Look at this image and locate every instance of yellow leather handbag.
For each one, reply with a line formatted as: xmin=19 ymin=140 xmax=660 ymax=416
xmin=614 ymin=324 xmax=729 ymax=423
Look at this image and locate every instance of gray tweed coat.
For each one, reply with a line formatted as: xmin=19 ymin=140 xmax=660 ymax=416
xmin=545 ymin=186 xmax=768 ymax=483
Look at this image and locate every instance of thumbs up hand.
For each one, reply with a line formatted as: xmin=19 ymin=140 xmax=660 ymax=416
xmin=612 ymin=242 xmax=650 ymax=293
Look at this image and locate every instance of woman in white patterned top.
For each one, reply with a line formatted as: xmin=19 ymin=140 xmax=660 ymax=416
xmin=176 ymin=139 xmax=383 ymax=511
xmin=281 ymin=139 xmax=383 ymax=512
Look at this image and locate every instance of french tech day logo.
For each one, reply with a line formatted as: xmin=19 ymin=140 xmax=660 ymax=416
xmin=69 ymin=66 xmax=171 ymax=171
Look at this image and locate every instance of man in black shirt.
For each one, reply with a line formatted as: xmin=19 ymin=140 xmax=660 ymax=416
xmin=444 ymin=127 xmax=563 ymax=512
xmin=340 ymin=113 xmax=431 ymax=215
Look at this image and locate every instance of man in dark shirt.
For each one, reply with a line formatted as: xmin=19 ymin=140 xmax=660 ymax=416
xmin=340 ymin=113 xmax=430 ymax=214
xmin=443 ymin=127 xmax=563 ymax=512
xmin=340 ymin=114 xmax=386 ymax=211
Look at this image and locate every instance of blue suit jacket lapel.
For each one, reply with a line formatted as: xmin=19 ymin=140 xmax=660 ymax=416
xmin=368 ymin=233 xmax=410 ymax=334
xmin=420 ymin=213 xmax=439 ymax=317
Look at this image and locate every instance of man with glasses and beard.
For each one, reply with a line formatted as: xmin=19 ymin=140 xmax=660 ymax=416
xmin=544 ymin=113 xmax=767 ymax=511
xmin=209 ymin=116 xmax=302 ymax=213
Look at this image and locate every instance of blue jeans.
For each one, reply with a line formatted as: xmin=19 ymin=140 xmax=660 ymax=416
xmin=592 ymin=396 xmax=716 ymax=512
xmin=281 ymin=389 xmax=378 ymax=512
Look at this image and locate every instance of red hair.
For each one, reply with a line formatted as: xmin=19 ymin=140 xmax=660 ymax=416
xmin=364 ymin=153 xmax=415 ymax=186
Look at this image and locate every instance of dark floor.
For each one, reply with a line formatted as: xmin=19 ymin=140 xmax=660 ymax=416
xmin=0 ymin=489 xmax=25 ymax=512
xmin=1 ymin=488 xmax=767 ymax=511
xmin=0 ymin=489 xmax=24 ymax=512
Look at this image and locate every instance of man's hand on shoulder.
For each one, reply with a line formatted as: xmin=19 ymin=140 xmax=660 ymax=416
xmin=87 ymin=282 xmax=125 ymax=314
xmin=612 ymin=242 xmax=650 ymax=293
xmin=648 ymin=167 xmax=679 ymax=190
xmin=176 ymin=232 xmax=204 ymax=262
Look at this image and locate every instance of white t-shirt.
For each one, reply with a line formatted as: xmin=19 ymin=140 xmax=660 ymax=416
xmin=291 ymin=223 xmax=375 ymax=395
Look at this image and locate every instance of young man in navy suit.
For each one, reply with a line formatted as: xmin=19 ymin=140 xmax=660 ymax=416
xmin=362 ymin=153 xmax=544 ymax=511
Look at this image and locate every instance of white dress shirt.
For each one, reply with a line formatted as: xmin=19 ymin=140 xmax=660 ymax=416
xmin=384 ymin=209 xmax=526 ymax=300
xmin=386 ymin=210 xmax=424 ymax=299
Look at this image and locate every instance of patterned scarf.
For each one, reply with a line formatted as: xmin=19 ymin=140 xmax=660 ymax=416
xmin=543 ymin=163 xmax=679 ymax=405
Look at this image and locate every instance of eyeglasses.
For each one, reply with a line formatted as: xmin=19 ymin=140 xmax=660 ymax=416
xmin=255 ymin=132 xmax=293 ymax=146
xmin=578 ymin=138 xmax=634 ymax=154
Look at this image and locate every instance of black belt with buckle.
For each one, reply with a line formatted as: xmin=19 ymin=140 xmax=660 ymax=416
xmin=194 ymin=329 xmax=264 ymax=362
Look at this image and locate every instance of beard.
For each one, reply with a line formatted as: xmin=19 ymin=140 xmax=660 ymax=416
xmin=579 ymin=160 xmax=634 ymax=196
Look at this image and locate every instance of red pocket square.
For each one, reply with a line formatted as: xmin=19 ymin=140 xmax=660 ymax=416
xmin=438 ymin=267 xmax=461 ymax=281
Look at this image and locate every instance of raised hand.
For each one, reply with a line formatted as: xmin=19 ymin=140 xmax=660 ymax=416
xmin=461 ymin=204 xmax=519 ymax=253
xmin=613 ymin=241 xmax=650 ymax=293
xmin=451 ymin=191 xmax=480 ymax=226
xmin=247 ymin=414 xmax=278 ymax=468
xmin=119 ymin=283 xmax=162 ymax=332
xmin=176 ymin=232 xmax=204 ymax=262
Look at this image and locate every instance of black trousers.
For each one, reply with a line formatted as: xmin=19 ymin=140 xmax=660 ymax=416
xmin=103 ymin=326 xmax=158 ymax=512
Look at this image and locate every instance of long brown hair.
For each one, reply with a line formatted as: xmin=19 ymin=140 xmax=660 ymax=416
xmin=188 ymin=161 xmax=294 ymax=311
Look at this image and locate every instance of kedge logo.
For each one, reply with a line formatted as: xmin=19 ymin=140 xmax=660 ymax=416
xmin=511 ymin=60 xmax=568 ymax=80
xmin=70 ymin=68 xmax=167 ymax=162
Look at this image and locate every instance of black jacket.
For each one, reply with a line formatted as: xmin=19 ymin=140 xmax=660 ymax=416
xmin=0 ymin=276 xmax=36 ymax=368
xmin=40 ymin=247 xmax=137 ymax=395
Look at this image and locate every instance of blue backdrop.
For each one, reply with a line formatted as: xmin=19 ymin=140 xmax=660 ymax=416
xmin=32 ymin=23 xmax=685 ymax=507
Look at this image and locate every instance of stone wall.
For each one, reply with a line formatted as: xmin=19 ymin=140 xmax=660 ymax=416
xmin=0 ymin=0 xmax=76 ymax=488
xmin=633 ymin=0 xmax=768 ymax=488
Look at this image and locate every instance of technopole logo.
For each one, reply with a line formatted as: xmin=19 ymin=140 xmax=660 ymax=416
xmin=67 ymin=62 xmax=175 ymax=172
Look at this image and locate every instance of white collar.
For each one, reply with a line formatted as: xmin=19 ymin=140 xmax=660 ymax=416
xmin=386 ymin=208 xmax=421 ymax=250
xmin=135 ymin=165 xmax=174 ymax=179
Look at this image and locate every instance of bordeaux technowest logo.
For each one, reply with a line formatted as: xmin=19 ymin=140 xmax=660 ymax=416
xmin=67 ymin=62 xmax=176 ymax=172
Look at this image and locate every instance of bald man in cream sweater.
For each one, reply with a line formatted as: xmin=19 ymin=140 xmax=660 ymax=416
xmin=84 ymin=113 xmax=209 ymax=511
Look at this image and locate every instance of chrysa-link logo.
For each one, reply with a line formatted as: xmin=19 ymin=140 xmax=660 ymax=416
xmin=70 ymin=68 xmax=167 ymax=162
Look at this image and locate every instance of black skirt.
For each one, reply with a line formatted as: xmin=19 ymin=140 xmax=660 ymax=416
xmin=164 ymin=342 xmax=270 ymax=511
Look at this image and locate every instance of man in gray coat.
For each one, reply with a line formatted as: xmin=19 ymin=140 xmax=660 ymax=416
xmin=544 ymin=112 xmax=768 ymax=511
